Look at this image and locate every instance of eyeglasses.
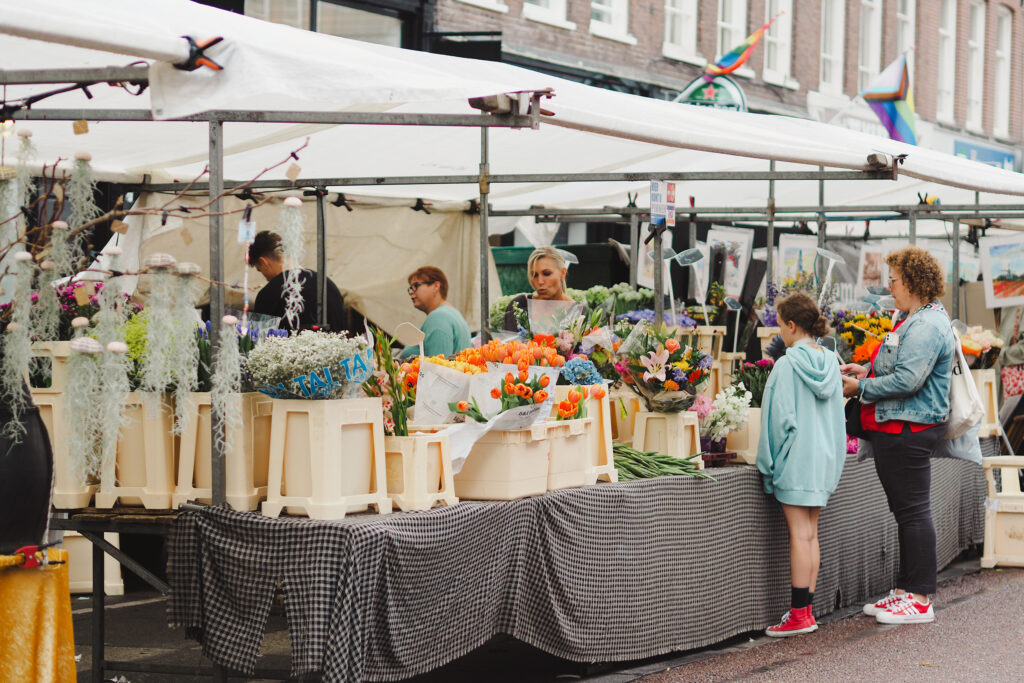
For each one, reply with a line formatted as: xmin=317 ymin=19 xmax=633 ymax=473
xmin=888 ymin=276 xmax=900 ymax=286
xmin=407 ymin=281 xmax=430 ymax=293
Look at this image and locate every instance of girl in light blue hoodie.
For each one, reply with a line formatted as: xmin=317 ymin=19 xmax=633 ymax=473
xmin=758 ymin=293 xmax=846 ymax=638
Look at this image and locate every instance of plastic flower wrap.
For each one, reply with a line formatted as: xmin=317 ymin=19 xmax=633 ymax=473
xmin=831 ymin=310 xmax=892 ymax=364
xmin=961 ymin=326 xmax=1003 ymax=369
xmin=732 ymin=359 xmax=774 ymax=408
xmin=615 ymin=320 xmax=711 ymax=412
xmin=696 ymin=382 xmax=752 ymax=439
xmin=450 ymin=370 xmax=552 ymax=423
xmin=246 ymin=330 xmax=371 ymax=399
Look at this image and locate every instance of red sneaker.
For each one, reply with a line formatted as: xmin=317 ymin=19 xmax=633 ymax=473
xmin=875 ymin=596 xmax=934 ymax=624
xmin=863 ymin=590 xmax=904 ymax=617
xmin=765 ymin=605 xmax=818 ymax=637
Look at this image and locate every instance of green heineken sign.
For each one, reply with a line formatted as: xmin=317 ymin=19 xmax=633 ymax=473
xmin=677 ymin=75 xmax=747 ymax=111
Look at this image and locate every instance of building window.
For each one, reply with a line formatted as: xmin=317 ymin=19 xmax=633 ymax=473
xmin=762 ymin=0 xmax=794 ymax=86
xmin=936 ymin=0 xmax=956 ymax=122
xmin=523 ymin=0 xmax=576 ymax=31
xmin=244 ymin=0 xmax=310 ymax=29
xmin=663 ymin=0 xmax=699 ymax=61
xmin=716 ymin=0 xmax=749 ymax=76
xmin=896 ymin=0 xmax=915 ymax=71
xmin=994 ymin=5 xmax=1011 ymax=137
xmin=966 ymin=2 xmax=986 ymax=131
xmin=819 ymin=0 xmax=845 ymax=94
xmin=590 ymin=0 xmax=636 ymax=44
xmin=316 ymin=3 xmax=402 ymax=47
xmin=857 ymin=0 xmax=881 ymax=93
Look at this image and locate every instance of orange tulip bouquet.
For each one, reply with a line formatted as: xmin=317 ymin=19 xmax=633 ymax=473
xmin=615 ymin=321 xmax=711 ymax=412
xmin=450 ymin=370 xmax=553 ymax=423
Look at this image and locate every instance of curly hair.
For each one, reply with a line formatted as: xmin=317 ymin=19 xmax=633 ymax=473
xmin=776 ymin=292 xmax=829 ymax=338
xmin=886 ymin=246 xmax=945 ymax=302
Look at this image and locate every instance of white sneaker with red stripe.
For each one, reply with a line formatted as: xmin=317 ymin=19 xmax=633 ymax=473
xmin=863 ymin=590 xmax=904 ymax=617
xmin=875 ymin=595 xmax=935 ymax=624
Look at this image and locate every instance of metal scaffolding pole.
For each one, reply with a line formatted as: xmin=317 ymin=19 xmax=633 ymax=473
xmin=208 ymin=120 xmax=226 ymax=506
xmin=315 ymin=187 xmax=327 ymax=327
xmin=479 ymin=126 xmax=491 ymax=342
xmin=654 ymin=227 xmax=664 ymax=326
xmin=952 ymin=217 xmax=960 ymax=322
xmin=766 ymin=161 xmax=775 ymax=289
xmin=817 ymin=166 xmax=826 ymax=250
xmin=628 ymin=212 xmax=639 ymax=289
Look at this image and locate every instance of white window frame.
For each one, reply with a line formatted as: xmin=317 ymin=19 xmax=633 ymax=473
xmin=589 ymin=0 xmax=637 ymax=45
xmin=857 ymin=0 xmax=882 ymax=93
xmin=454 ymin=0 xmax=510 ymax=14
xmin=523 ymin=0 xmax=576 ymax=31
xmin=966 ymin=1 xmax=986 ymax=132
xmin=663 ymin=0 xmax=701 ymax=64
xmin=936 ymin=0 xmax=957 ymax=123
xmin=819 ymin=0 xmax=846 ymax=95
xmin=716 ymin=0 xmax=753 ymax=79
xmin=994 ymin=5 xmax=1012 ymax=137
xmin=762 ymin=0 xmax=797 ymax=88
xmin=244 ymin=0 xmax=309 ymax=29
xmin=896 ymin=0 xmax=916 ymax=72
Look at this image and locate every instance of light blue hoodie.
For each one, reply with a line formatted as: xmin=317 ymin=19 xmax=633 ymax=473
xmin=756 ymin=341 xmax=846 ymax=507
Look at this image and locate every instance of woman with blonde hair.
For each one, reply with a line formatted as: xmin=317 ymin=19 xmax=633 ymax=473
xmin=502 ymin=246 xmax=576 ymax=331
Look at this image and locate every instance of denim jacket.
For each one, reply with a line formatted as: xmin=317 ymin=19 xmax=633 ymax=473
xmin=860 ymin=303 xmax=955 ymax=425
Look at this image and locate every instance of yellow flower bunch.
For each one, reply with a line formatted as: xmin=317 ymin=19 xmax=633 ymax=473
xmin=422 ymin=356 xmax=484 ymax=375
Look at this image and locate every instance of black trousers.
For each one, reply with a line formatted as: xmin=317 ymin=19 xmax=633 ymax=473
xmin=871 ymin=423 xmax=942 ymax=595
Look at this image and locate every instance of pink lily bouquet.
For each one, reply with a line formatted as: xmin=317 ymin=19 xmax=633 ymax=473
xmin=615 ymin=321 xmax=712 ymax=412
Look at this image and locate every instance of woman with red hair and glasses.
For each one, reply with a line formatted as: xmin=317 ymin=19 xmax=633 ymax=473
xmin=399 ymin=266 xmax=471 ymax=359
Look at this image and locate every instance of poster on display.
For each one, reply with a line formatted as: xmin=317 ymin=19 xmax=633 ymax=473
xmin=857 ymin=245 xmax=888 ymax=289
xmin=979 ymin=234 xmax=1024 ymax=308
xmin=706 ymin=227 xmax=754 ymax=298
xmin=650 ymin=180 xmax=676 ymax=227
xmin=637 ymin=228 xmax=672 ymax=289
xmin=776 ymin=235 xmax=819 ymax=286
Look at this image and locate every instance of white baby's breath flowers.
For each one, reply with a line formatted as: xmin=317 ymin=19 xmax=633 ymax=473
xmin=246 ymin=330 xmax=368 ymax=396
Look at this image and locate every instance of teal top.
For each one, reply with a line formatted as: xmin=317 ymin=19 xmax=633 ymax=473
xmin=399 ymin=304 xmax=472 ymax=359
xmin=756 ymin=341 xmax=846 ymax=507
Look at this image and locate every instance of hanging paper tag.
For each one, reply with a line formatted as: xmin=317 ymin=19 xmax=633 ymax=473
xmin=110 ymin=220 xmax=128 ymax=234
xmin=238 ymin=220 xmax=256 ymax=243
xmin=181 ymin=227 xmax=193 ymax=245
xmin=74 ymin=282 xmax=95 ymax=306
xmin=73 ymin=120 xmax=89 ymax=135
xmin=285 ymin=163 xmax=301 ymax=182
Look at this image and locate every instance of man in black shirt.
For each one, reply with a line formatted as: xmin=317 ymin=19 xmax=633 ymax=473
xmin=248 ymin=230 xmax=347 ymax=333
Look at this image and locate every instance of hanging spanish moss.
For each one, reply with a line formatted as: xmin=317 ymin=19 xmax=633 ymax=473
xmin=14 ymin=130 xmax=35 ymax=219
xmin=140 ymin=253 xmax=177 ymax=396
xmin=279 ymin=196 xmax=306 ymax=329
xmin=64 ymin=336 xmax=105 ymax=485
xmin=95 ymin=340 xmax=130 ymax=480
xmin=68 ymin=151 xmax=101 ymax=230
xmin=167 ymin=262 xmax=201 ymax=434
xmin=212 ymin=315 xmax=243 ymax=457
xmin=1 ymin=252 xmax=36 ymax=439
xmin=32 ymin=257 xmax=61 ymax=343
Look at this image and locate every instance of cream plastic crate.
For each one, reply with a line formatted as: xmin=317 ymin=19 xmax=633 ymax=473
xmin=63 ymin=531 xmax=124 ymax=596
xmin=550 ymin=387 xmax=617 ymax=484
xmin=981 ymin=456 xmax=1024 ymax=568
xmin=546 ymin=418 xmax=592 ymax=491
xmin=173 ymin=393 xmax=272 ymax=511
xmin=27 ymin=341 xmax=73 ymax=394
xmin=726 ymin=406 xmax=761 ymax=465
xmin=718 ymin=351 xmax=748 ymax=389
xmin=95 ymin=392 xmax=176 ymax=510
xmin=262 ymin=397 xmax=392 ymax=519
xmin=694 ymin=326 xmax=727 ymax=360
xmin=609 ymin=388 xmax=641 ymax=444
xmin=632 ymin=409 xmax=703 ymax=470
xmin=972 ymin=369 xmax=1000 ymax=438
xmin=698 ymin=361 xmax=722 ymax=399
xmin=33 ymin=390 xmax=95 ymax=508
xmin=385 ymin=432 xmax=458 ymax=512
xmin=757 ymin=327 xmax=781 ymax=357
xmin=454 ymin=422 xmax=550 ymax=500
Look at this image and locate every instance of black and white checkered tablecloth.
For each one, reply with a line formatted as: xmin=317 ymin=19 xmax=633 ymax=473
xmin=168 ymin=450 xmax=987 ymax=682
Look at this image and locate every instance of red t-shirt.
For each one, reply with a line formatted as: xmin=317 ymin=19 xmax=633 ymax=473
xmin=859 ymin=317 xmax=936 ymax=434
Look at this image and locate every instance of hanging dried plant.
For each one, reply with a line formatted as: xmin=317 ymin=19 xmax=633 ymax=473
xmin=212 ymin=315 xmax=243 ymax=457
xmin=167 ymin=262 xmax=201 ymax=434
xmin=64 ymin=335 xmax=106 ymax=485
xmin=14 ymin=130 xmax=35 ymax=225
xmin=0 ymin=252 xmax=36 ymax=439
xmin=68 ymin=151 xmax=101 ymax=231
xmin=95 ymin=340 xmax=130 ymax=479
xmin=139 ymin=253 xmax=177 ymax=395
xmin=30 ymin=221 xmax=71 ymax=343
xmin=279 ymin=196 xmax=305 ymax=328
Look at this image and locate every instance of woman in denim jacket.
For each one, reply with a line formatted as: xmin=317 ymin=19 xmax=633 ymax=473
xmin=840 ymin=246 xmax=954 ymax=626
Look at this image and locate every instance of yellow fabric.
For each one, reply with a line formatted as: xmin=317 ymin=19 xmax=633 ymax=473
xmin=0 ymin=548 xmax=77 ymax=682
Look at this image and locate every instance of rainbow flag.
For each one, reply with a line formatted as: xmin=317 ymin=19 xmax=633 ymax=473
xmin=862 ymin=54 xmax=917 ymax=145
xmin=703 ymin=12 xmax=783 ymax=82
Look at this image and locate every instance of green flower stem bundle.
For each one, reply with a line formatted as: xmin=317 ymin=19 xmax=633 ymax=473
xmin=279 ymin=197 xmax=306 ymax=328
xmin=0 ymin=252 xmax=35 ymax=438
xmin=211 ymin=316 xmax=243 ymax=456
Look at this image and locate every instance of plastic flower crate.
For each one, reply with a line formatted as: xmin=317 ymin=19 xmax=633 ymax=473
xmin=173 ymin=393 xmax=272 ymax=511
xmin=981 ymin=456 xmax=1024 ymax=568
xmin=757 ymin=327 xmax=781 ymax=357
xmin=262 ymin=397 xmax=392 ymax=519
xmin=718 ymin=351 xmax=747 ymax=388
xmin=546 ymin=417 xmax=592 ymax=491
xmin=27 ymin=341 xmax=72 ymax=393
xmin=726 ymin=406 xmax=761 ymax=465
xmin=384 ymin=432 xmax=458 ymax=512
xmin=609 ymin=385 xmax=641 ymax=444
xmin=551 ymin=386 xmax=617 ymax=484
xmin=33 ymin=389 xmax=94 ymax=509
xmin=454 ymin=422 xmax=550 ymax=500
xmin=971 ymin=369 xmax=1000 ymax=438
xmin=94 ymin=392 xmax=176 ymax=510
xmin=632 ymin=409 xmax=703 ymax=470
xmin=63 ymin=531 xmax=124 ymax=596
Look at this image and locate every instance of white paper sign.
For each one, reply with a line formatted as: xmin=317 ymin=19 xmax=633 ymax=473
xmin=413 ymin=360 xmax=473 ymax=426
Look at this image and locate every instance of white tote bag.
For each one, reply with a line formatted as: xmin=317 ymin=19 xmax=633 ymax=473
xmin=945 ymin=329 xmax=985 ymax=440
